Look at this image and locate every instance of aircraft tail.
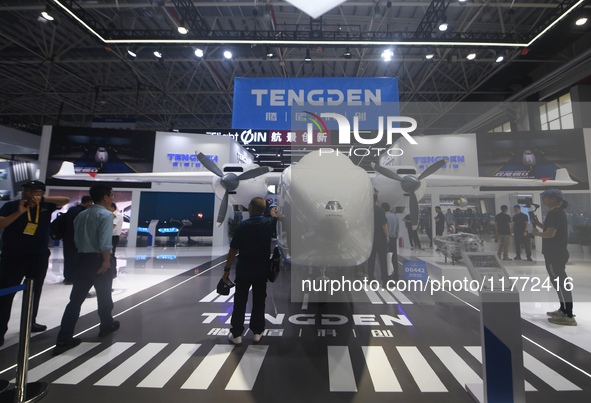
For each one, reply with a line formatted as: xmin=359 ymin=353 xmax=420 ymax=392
xmin=554 ymin=168 xmax=572 ymax=183
xmin=54 ymin=161 xmax=76 ymax=178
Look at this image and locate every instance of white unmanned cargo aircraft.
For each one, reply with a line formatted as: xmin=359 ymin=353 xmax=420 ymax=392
xmin=54 ymin=150 xmax=576 ymax=268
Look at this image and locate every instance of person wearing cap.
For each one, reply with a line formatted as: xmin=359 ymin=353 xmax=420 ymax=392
xmin=0 ymin=181 xmax=70 ymax=345
xmin=532 ymin=189 xmax=576 ymax=326
xmin=495 ymin=205 xmax=512 ymax=261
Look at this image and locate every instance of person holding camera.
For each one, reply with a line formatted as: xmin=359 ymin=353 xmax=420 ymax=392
xmin=532 ymin=189 xmax=576 ymax=326
xmin=0 ymin=181 xmax=70 ymax=346
xmin=223 ymin=197 xmax=277 ymax=346
xmin=512 ymin=205 xmax=533 ymax=261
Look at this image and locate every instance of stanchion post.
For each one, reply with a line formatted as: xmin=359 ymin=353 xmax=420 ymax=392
xmin=0 ymin=279 xmax=48 ymax=403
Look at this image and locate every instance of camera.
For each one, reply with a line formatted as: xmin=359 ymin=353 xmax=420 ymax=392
xmin=518 ymin=197 xmax=540 ymax=223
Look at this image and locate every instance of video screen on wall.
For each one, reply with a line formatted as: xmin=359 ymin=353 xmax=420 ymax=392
xmin=45 ymin=126 xmax=156 ymax=188
xmin=476 ymin=129 xmax=589 ymax=190
xmin=138 ymin=192 xmax=215 ymax=237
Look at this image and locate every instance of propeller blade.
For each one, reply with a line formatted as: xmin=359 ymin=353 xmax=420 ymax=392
xmin=216 ymin=191 xmax=229 ymax=227
xmin=371 ymin=162 xmax=404 ymax=182
xmin=195 ymin=151 xmax=224 ymax=178
xmin=237 ymin=166 xmax=272 ymax=181
xmin=417 ymin=158 xmax=447 ymax=180
xmin=409 ymin=192 xmax=419 ymax=229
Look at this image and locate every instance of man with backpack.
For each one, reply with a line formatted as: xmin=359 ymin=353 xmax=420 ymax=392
xmin=61 ymin=196 xmax=93 ymax=284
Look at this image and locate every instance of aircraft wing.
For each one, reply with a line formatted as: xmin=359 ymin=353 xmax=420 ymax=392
xmin=53 ymin=161 xmax=215 ymax=184
xmin=425 ymin=168 xmax=577 ymax=187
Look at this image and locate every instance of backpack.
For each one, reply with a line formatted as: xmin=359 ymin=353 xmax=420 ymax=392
xmin=50 ymin=212 xmax=68 ymax=240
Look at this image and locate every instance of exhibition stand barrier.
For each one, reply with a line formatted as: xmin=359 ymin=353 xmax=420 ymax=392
xmin=462 ymin=252 xmax=525 ymax=403
xmin=0 ymin=279 xmax=49 ymax=402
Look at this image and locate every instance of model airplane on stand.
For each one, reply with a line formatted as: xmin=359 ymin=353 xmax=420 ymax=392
xmin=54 ymin=149 xmax=577 ymax=269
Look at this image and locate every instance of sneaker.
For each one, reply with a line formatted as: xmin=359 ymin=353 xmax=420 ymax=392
xmin=53 ymin=338 xmax=82 ymax=355
xmin=31 ymin=323 xmax=47 ymax=333
xmin=546 ymin=309 xmax=563 ymax=318
xmin=98 ymin=321 xmax=120 ymax=337
xmin=253 ymin=333 xmax=263 ymax=344
xmin=548 ymin=315 xmax=577 ymax=326
xmin=228 ymin=333 xmax=242 ymax=346
xmin=503 ymin=257 xmax=512 ymax=261
xmin=526 ymin=257 xmax=533 ymax=262
xmin=513 ymin=257 xmax=522 ymax=260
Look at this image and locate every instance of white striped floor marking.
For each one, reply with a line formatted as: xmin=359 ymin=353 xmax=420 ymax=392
xmin=523 ymin=352 xmax=581 ymax=391
xmin=199 ymin=288 xmax=220 ymax=303
xmin=24 ymin=343 xmax=101 ymax=383
xmin=397 ymin=346 xmax=447 ymax=392
xmin=138 ymin=344 xmax=201 ymax=388
xmin=377 ymin=289 xmax=398 ymax=304
xmin=327 ymin=346 xmax=357 ymax=392
xmin=94 ymin=343 xmax=167 ymax=387
xmin=181 ymin=344 xmax=234 ymax=390
xmin=226 ymin=345 xmax=269 ymax=390
xmin=361 ymin=346 xmax=401 ymax=392
xmin=464 ymin=346 xmax=537 ymax=392
xmin=431 ymin=346 xmax=482 ymax=388
xmin=390 ymin=289 xmax=412 ymax=304
xmin=53 ymin=342 xmax=135 ymax=385
xmin=364 ymin=289 xmax=384 ymax=304
xmin=214 ymin=287 xmax=236 ymax=303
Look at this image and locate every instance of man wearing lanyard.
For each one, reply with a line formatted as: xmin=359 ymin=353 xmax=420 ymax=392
xmin=224 ymin=197 xmax=277 ymax=346
xmin=54 ymin=184 xmax=120 ymax=354
xmin=0 ymin=181 xmax=70 ymax=346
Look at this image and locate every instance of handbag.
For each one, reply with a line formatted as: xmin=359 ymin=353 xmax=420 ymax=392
xmin=268 ymin=246 xmax=281 ymax=282
xmin=216 ymin=278 xmax=235 ymax=295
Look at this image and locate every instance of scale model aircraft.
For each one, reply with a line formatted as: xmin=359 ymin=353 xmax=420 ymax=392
xmin=54 ymin=149 xmax=576 ymax=268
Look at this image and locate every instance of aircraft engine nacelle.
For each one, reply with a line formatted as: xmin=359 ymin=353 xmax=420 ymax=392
xmin=212 ymin=172 xmax=269 ymax=209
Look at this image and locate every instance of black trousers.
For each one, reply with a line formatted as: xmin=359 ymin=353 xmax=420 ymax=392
xmin=57 ymin=253 xmax=115 ymax=341
xmin=0 ymin=251 xmax=50 ymax=335
xmin=368 ymin=239 xmax=388 ymax=282
xmin=62 ymin=241 xmax=78 ymax=282
xmin=230 ymin=276 xmax=267 ymax=337
xmin=544 ymin=253 xmax=573 ymax=316
xmin=514 ymin=232 xmax=531 ymax=258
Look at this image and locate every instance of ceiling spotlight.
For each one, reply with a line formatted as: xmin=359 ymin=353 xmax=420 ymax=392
xmin=177 ymin=26 xmax=189 ymax=35
xmin=304 ymin=49 xmax=312 ymax=62
xmin=575 ymin=17 xmax=588 ymax=26
xmin=40 ymin=6 xmax=54 ymax=22
xmin=194 ymin=48 xmax=204 ymax=58
xmin=154 ymin=50 xmax=163 ymax=58
xmin=127 ymin=49 xmax=137 ymax=58
xmin=425 ymin=49 xmax=435 ymax=59
xmin=466 ymin=52 xmax=476 ymax=60
xmin=381 ymin=49 xmax=394 ymax=61
xmin=438 ymin=16 xmax=448 ymax=32
xmin=266 ymin=47 xmax=275 ymax=58
xmin=458 ymin=0 xmax=468 ymax=5
xmin=495 ymin=54 xmax=505 ymax=63
xmin=342 ymin=47 xmax=352 ymax=59
xmin=223 ymin=50 xmax=233 ymax=59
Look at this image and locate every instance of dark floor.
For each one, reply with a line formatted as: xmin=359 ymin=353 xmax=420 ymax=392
xmin=0 ymin=257 xmax=590 ymax=403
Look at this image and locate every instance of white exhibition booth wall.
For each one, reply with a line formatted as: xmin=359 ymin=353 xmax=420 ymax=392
xmin=38 ymin=126 xmax=254 ymax=248
xmin=36 ymin=125 xmax=591 ymax=253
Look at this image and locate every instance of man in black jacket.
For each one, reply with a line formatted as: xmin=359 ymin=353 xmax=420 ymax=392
xmin=223 ymin=197 xmax=277 ymax=346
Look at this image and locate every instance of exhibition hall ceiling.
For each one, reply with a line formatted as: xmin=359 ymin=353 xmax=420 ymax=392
xmin=0 ymin=0 xmax=590 ymax=135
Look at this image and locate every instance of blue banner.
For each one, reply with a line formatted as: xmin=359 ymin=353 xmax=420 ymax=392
xmin=232 ymin=77 xmax=399 ymax=130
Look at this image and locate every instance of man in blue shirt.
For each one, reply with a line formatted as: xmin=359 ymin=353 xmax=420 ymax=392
xmin=54 ymin=185 xmax=120 ymax=354
xmin=0 ymin=181 xmax=69 ymax=346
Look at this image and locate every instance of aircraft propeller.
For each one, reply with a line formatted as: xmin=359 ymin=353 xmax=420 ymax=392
xmin=195 ymin=151 xmax=272 ymax=226
xmin=371 ymin=159 xmax=447 ymax=228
